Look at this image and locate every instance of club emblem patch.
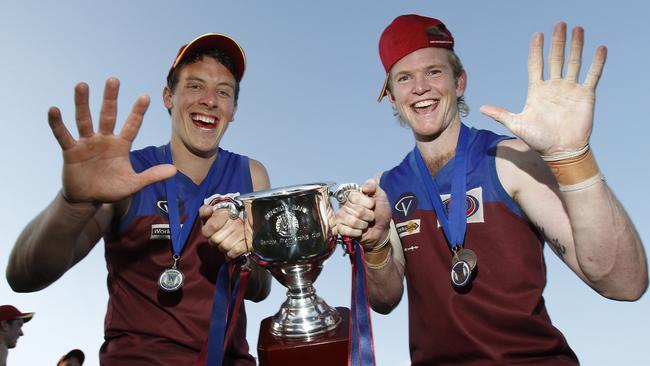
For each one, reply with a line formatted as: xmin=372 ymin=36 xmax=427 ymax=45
xmin=394 ymin=192 xmax=418 ymax=219
xmin=439 ymin=186 xmax=484 ymax=224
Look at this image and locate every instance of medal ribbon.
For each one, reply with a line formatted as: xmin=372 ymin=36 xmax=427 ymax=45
xmin=201 ymin=259 xmax=250 ymax=366
xmin=411 ymin=124 xmax=470 ymax=250
xmin=163 ymin=144 xmax=220 ymax=260
xmin=341 ymin=236 xmax=376 ymax=366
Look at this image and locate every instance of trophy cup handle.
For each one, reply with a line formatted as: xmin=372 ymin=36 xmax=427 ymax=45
xmin=331 ymin=183 xmax=361 ymax=205
xmin=207 ymin=193 xmax=244 ymax=220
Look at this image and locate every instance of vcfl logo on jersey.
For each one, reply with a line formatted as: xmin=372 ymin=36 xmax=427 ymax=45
xmin=438 ymin=186 xmax=485 ymax=226
xmin=394 ymin=192 xmax=418 ymax=219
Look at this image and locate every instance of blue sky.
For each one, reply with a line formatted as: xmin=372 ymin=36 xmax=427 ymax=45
xmin=1 ymin=1 xmax=648 ymax=365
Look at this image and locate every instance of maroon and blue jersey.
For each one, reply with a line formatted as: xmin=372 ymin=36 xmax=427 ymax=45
xmin=101 ymin=145 xmax=255 ymax=366
xmin=380 ymin=125 xmax=578 ymax=365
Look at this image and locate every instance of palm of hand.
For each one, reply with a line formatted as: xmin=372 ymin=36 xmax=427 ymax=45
xmin=52 ymin=78 xmax=176 ymax=204
xmin=61 ymin=133 xmax=142 ymax=203
xmin=516 ymin=79 xmax=595 ymax=154
xmin=480 ymin=23 xmax=605 ymax=156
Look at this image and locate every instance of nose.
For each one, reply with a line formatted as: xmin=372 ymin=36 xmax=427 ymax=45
xmin=413 ymin=75 xmax=430 ymax=95
xmin=199 ymin=89 xmax=218 ymax=108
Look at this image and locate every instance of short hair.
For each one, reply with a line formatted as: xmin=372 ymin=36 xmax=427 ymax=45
xmin=387 ymin=49 xmax=470 ymax=126
xmin=165 ymin=48 xmax=241 ymax=113
xmin=2 ymin=318 xmax=20 ymax=327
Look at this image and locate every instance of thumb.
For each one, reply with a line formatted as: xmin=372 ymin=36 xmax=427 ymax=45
xmin=480 ymin=105 xmax=517 ymax=130
xmin=138 ymin=164 xmax=177 ymax=188
xmin=198 ymin=205 xmax=214 ymax=222
xmin=361 ymin=178 xmax=378 ymax=197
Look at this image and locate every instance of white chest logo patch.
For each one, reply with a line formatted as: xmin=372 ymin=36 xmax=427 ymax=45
xmin=439 ymin=186 xmax=485 ymax=226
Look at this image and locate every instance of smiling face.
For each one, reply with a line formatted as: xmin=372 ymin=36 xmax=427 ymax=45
xmin=163 ymin=56 xmax=237 ymax=159
xmin=387 ymin=47 xmax=466 ymax=142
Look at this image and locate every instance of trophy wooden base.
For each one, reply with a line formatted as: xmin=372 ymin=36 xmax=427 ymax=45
xmin=257 ymin=307 xmax=349 ymax=366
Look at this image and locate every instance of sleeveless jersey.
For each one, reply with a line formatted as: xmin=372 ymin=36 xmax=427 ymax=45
xmin=101 ymin=145 xmax=255 ymax=366
xmin=380 ymin=125 xmax=579 ymax=366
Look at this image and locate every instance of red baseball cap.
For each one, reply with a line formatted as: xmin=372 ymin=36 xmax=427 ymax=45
xmin=377 ymin=14 xmax=454 ymax=101
xmin=0 ymin=305 xmax=34 ymax=323
xmin=168 ymin=33 xmax=246 ymax=82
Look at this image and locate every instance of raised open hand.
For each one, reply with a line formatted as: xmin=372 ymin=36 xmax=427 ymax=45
xmin=480 ymin=22 xmax=606 ymax=156
xmin=49 ymin=78 xmax=176 ymax=203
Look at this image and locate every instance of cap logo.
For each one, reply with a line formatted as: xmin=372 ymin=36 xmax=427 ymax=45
xmin=426 ymin=25 xmax=448 ymax=37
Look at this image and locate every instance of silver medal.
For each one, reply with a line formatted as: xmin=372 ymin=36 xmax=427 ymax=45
xmin=159 ymin=255 xmax=184 ymax=291
xmin=159 ymin=268 xmax=184 ymax=291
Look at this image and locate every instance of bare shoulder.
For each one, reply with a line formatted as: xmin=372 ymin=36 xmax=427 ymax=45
xmin=249 ymin=158 xmax=270 ymax=191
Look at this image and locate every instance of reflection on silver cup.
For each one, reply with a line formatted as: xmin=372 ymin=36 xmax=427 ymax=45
xmin=215 ymin=183 xmax=357 ymax=339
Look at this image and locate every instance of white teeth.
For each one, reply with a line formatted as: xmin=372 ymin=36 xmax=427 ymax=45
xmin=192 ymin=114 xmax=216 ymax=124
xmin=414 ymin=100 xmax=434 ymax=108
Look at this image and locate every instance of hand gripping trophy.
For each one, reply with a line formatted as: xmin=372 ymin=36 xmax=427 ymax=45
xmin=208 ymin=182 xmax=374 ymax=365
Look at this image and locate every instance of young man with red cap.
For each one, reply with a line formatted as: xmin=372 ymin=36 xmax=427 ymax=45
xmin=0 ymin=305 xmax=33 ymax=366
xmin=7 ymin=33 xmax=271 ymax=365
xmin=335 ymin=14 xmax=648 ymax=365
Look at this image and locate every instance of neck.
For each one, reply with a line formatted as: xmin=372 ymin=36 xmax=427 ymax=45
xmin=0 ymin=343 xmax=7 ymax=366
xmin=169 ymin=141 xmax=218 ymax=184
xmin=415 ymin=119 xmax=461 ymax=176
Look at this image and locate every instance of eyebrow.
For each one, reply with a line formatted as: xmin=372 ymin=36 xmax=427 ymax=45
xmin=184 ymin=76 xmax=235 ymax=88
xmin=392 ymin=63 xmax=448 ymax=78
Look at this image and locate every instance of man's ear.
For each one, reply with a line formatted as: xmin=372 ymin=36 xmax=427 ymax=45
xmin=230 ymin=104 xmax=238 ymax=122
xmin=386 ymin=89 xmax=397 ymax=108
xmin=163 ymin=86 xmax=173 ymax=110
xmin=456 ymin=70 xmax=467 ymax=97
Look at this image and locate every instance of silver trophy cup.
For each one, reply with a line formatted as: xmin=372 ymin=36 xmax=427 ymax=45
xmin=214 ymin=182 xmax=357 ymax=339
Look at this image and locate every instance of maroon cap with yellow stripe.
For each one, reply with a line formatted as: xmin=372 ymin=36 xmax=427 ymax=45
xmin=168 ymin=33 xmax=246 ymax=82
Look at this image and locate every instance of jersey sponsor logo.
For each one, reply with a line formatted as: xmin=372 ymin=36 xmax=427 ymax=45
xmin=151 ymin=224 xmax=171 ymax=240
xmin=439 ymin=186 xmax=485 ymax=225
xmin=396 ymin=219 xmax=421 ymax=237
xmin=394 ymin=192 xmax=418 ymax=219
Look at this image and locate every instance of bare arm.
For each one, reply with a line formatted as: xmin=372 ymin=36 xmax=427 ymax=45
xmin=335 ymin=179 xmax=405 ymax=313
xmin=6 ymin=78 xmax=176 ymax=292
xmin=483 ymin=23 xmax=647 ymax=300
xmin=497 ymin=139 xmax=646 ymax=300
xmin=199 ymin=158 xmax=272 ymax=302
xmin=7 ymin=194 xmax=112 ymax=291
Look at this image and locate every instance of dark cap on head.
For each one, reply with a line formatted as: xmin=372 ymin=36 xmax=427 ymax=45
xmin=167 ymin=33 xmax=246 ymax=82
xmin=0 ymin=305 xmax=34 ymax=323
xmin=377 ymin=14 xmax=455 ymax=101
xmin=58 ymin=349 xmax=85 ymax=365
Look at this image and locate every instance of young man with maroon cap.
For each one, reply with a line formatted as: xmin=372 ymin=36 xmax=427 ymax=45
xmin=57 ymin=349 xmax=85 ymax=366
xmin=0 ymin=305 xmax=33 ymax=366
xmin=335 ymin=14 xmax=647 ymax=365
xmin=7 ymin=33 xmax=271 ymax=365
